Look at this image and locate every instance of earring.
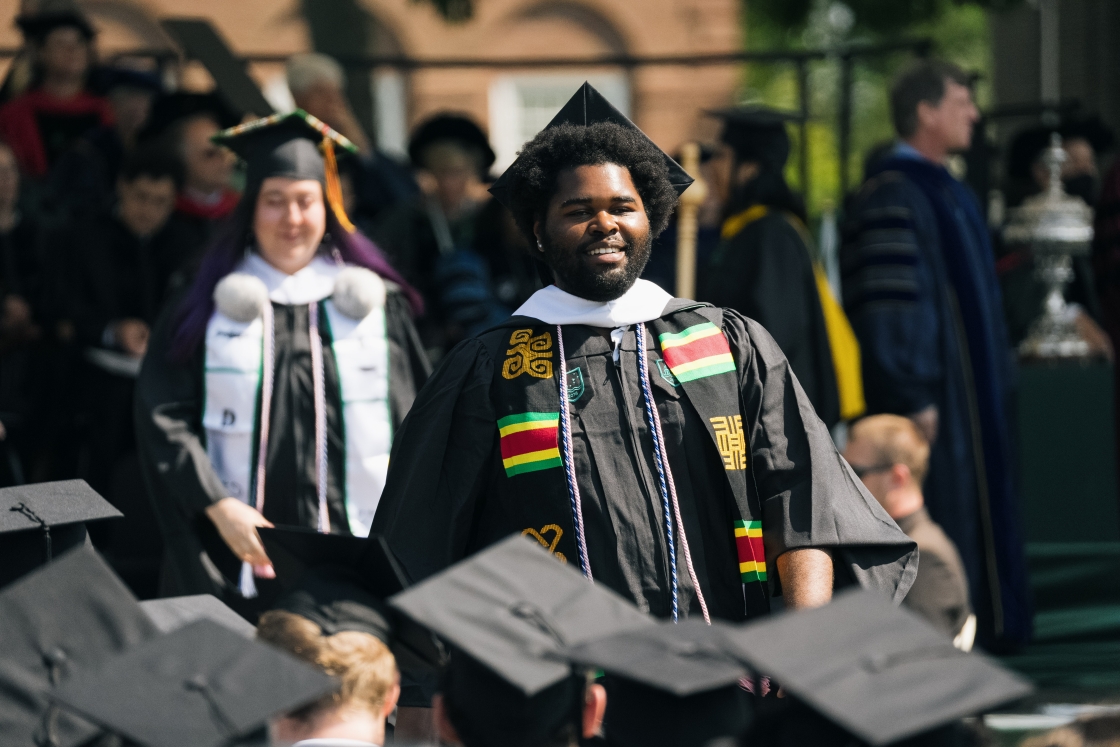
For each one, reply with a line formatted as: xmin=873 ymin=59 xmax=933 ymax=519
xmin=536 ymin=239 xmax=544 ymax=252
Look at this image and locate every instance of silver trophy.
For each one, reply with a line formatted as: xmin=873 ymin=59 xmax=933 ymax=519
xmin=1003 ymin=133 xmax=1095 ymax=359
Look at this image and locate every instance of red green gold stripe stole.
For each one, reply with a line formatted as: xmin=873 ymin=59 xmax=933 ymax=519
xmin=658 ymin=322 xmax=736 ymax=382
xmin=735 ymin=519 xmax=766 ymax=582
xmin=498 ymin=412 xmax=562 ymax=477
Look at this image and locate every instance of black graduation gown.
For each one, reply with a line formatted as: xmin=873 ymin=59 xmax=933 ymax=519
xmin=698 ymin=210 xmax=841 ymax=427
xmin=372 ymin=305 xmax=915 ymax=623
xmin=134 ymin=285 xmax=430 ymax=598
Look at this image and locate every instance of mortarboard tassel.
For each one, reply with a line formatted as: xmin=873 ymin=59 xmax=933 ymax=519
xmin=11 ymin=501 xmax=52 ymax=562
xmin=320 ymin=138 xmax=357 ymax=233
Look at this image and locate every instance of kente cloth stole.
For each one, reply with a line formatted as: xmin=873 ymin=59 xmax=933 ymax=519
xmin=488 ymin=306 xmax=770 ymax=618
xmin=202 ymin=298 xmax=392 ymax=540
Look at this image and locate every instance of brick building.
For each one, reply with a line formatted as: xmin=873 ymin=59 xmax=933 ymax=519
xmin=0 ymin=0 xmax=742 ymax=169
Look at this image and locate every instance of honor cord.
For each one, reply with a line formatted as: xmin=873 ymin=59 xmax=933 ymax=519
xmin=556 ymin=325 xmax=592 ymax=579
xmin=634 ymin=322 xmax=680 ymax=620
xmin=637 ymin=323 xmax=711 ymax=624
xmin=309 ymin=302 xmax=330 ymax=533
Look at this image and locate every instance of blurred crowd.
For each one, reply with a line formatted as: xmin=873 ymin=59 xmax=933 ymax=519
xmin=1 ymin=3 xmax=1118 ymax=654
xmin=7 ymin=3 xmax=1120 ymax=746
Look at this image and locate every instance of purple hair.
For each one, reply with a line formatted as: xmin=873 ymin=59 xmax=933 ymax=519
xmin=169 ymin=191 xmax=423 ymax=362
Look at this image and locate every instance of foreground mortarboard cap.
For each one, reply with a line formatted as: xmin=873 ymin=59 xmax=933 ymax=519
xmin=488 ymin=82 xmax=693 ymax=211
xmin=141 ymin=594 xmax=256 ymax=639
xmin=51 ymin=619 xmax=337 ymax=747
xmin=390 ymin=533 xmax=654 ymax=696
xmin=16 ymin=9 xmax=95 ymax=41
xmin=0 ymin=479 xmax=122 ymax=589
xmin=565 ymin=618 xmax=752 ymax=747
xmin=0 ymin=545 xmax=157 ymax=747
xmin=213 ymin=109 xmax=359 ymax=231
xmin=260 ymin=526 xmax=442 ymax=669
xmin=722 ymin=589 xmax=1033 ymax=745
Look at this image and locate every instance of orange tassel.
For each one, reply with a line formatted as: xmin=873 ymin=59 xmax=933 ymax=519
xmin=321 ymin=138 xmax=357 ymax=233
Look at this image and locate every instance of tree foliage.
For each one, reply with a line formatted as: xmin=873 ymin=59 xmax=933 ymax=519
xmin=749 ymin=0 xmax=1020 ymax=37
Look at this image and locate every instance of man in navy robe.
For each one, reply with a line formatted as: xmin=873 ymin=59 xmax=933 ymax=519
xmin=842 ymin=59 xmax=1031 ymax=650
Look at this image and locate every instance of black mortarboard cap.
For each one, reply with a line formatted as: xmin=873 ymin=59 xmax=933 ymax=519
xmin=488 ymin=82 xmax=693 ymax=211
xmin=259 ymin=526 xmax=442 ymax=671
xmin=722 ymin=589 xmax=1033 ymax=745
xmin=51 ymin=619 xmax=337 ymax=747
xmin=0 ymin=545 xmax=157 ymax=747
xmin=15 ymin=10 xmax=95 ymax=41
xmin=213 ymin=110 xmax=359 ymax=231
xmin=138 ymin=91 xmax=242 ymax=143
xmin=564 ymin=617 xmax=747 ymax=696
xmin=408 ymin=113 xmax=496 ymax=174
xmin=708 ymin=104 xmax=801 ymax=170
xmin=390 ymin=533 xmax=654 ymax=697
xmin=273 ymin=566 xmax=394 ymax=645
xmin=141 ymin=594 xmax=257 ymax=639
xmin=88 ymin=66 xmax=164 ymax=96
xmin=213 ymin=109 xmax=357 ymax=189
xmin=564 ymin=618 xmax=752 ymax=747
xmin=1061 ymin=115 xmax=1116 ymax=154
xmin=0 ymin=479 xmax=122 ymax=589
xmin=706 ymin=104 xmax=805 ymax=128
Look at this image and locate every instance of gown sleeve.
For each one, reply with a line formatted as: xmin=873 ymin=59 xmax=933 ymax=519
xmin=134 ymin=301 xmax=227 ymax=521
xmin=723 ymin=309 xmax=918 ymax=603
xmin=840 ymin=175 xmax=944 ymax=416
xmin=371 ymin=338 xmax=497 ymax=583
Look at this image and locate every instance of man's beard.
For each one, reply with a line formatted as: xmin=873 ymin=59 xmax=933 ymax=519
xmin=539 ymin=231 xmax=653 ymax=302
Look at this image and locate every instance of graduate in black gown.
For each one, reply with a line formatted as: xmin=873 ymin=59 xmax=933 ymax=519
xmin=135 ymin=111 xmax=429 ymax=607
xmin=372 ymin=85 xmax=915 ymax=637
xmin=698 ymin=106 xmax=864 ymax=428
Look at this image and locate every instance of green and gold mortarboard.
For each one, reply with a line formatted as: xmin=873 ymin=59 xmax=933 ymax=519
xmin=212 ymin=109 xmax=359 ymax=232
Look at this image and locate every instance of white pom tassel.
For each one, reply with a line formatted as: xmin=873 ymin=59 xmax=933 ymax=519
xmin=332 ymin=267 xmax=385 ymax=320
xmin=213 ymin=273 xmax=270 ymax=323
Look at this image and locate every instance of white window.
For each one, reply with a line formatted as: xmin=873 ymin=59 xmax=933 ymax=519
xmin=488 ymin=73 xmax=630 ymax=172
xmin=374 ymin=70 xmax=408 ymax=159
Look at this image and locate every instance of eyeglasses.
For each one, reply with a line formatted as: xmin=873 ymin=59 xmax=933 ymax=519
xmin=849 ymin=463 xmax=894 ymax=479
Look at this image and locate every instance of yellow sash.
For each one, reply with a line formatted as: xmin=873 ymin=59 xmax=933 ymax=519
xmin=720 ymin=207 xmax=866 ymax=420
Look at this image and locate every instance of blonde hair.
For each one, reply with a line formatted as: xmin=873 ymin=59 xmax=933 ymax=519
xmin=849 ymin=414 xmax=931 ymax=485
xmin=257 ymin=610 xmax=398 ymax=716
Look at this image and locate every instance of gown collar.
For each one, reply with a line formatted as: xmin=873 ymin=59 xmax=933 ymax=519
xmin=238 ymin=251 xmax=343 ymax=306
xmin=513 ymin=279 xmax=673 ymax=328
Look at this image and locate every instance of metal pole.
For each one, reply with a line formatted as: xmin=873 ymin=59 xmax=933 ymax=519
xmin=675 ymin=143 xmax=707 ymax=300
xmin=838 ymin=53 xmax=854 ymax=198
xmin=796 ymin=58 xmax=810 ymax=199
xmin=1039 ymin=0 xmax=1060 ymax=105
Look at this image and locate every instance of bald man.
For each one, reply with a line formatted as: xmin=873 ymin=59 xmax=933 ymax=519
xmin=845 ymin=415 xmax=974 ymax=648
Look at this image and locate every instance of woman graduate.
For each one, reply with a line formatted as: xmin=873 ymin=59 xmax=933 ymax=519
xmin=135 ymin=111 xmax=429 ymax=603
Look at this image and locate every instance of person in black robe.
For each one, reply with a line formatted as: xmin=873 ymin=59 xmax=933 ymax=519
xmin=698 ymin=106 xmax=851 ymax=428
xmin=370 ymin=114 xmax=497 ymax=356
xmin=0 ymin=10 xmax=113 ymax=181
xmin=45 ymin=67 xmax=163 ymax=223
xmin=0 ymin=139 xmax=45 ymax=485
xmin=134 ymin=111 xmax=429 ymax=611
xmin=48 ymin=146 xmax=186 ymax=596
xmin=372 ymin=85 xmax=916 ymax=658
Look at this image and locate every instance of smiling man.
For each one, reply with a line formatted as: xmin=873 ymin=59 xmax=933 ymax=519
xmin=373 ymin=85 xmax=916 ymax=651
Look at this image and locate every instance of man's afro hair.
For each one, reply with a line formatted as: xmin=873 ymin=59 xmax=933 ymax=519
xmin=503 ymin=121 xmax=680 ymax=243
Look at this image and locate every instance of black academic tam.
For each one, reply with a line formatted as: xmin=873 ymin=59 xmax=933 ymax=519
xmin=51 ymin=619 xmax=337 ymax=747
xmin=0 ymin=545 xmax=157 ymax=747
